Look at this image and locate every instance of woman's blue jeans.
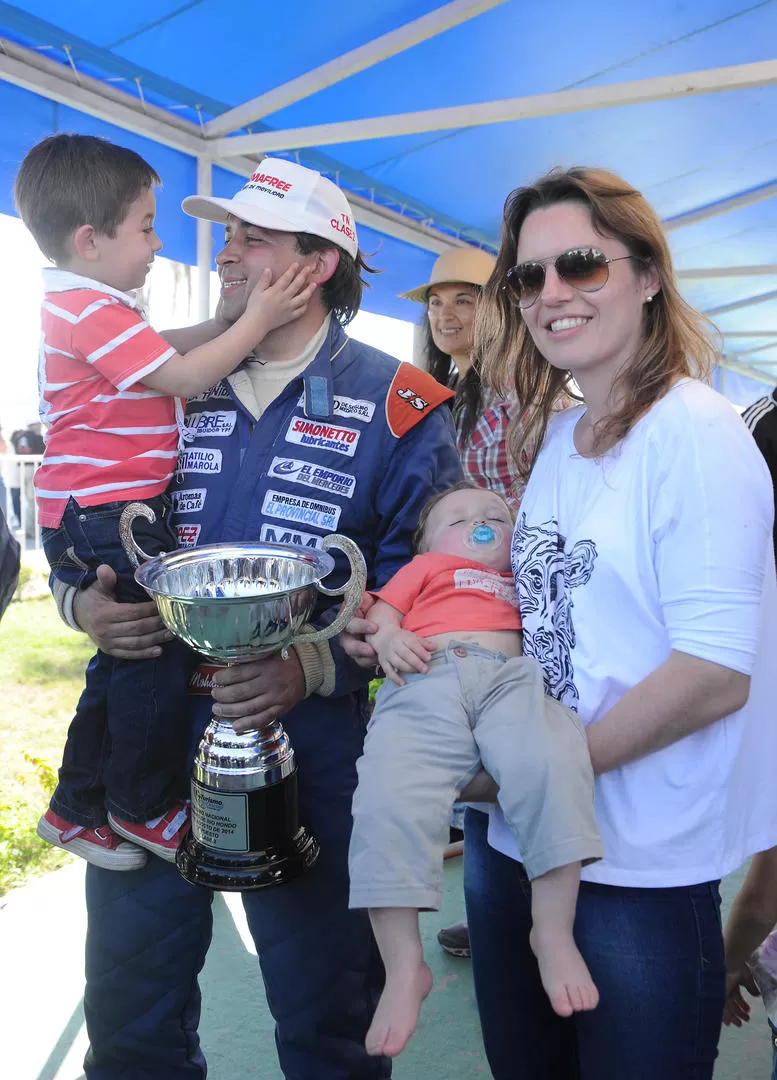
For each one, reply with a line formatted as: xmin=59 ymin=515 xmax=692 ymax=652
xmin=463 ymin=808 xmax=726 ymax=1079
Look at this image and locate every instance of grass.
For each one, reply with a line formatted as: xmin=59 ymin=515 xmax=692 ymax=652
xmin=0 ymin=592 xmax=93 ymax=894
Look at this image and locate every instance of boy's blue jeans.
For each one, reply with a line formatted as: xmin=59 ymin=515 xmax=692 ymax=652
xmin=43 ymin=495 xmax=193 ymax=827
xmin=463 ymin=807 xmax=726 ymax=1079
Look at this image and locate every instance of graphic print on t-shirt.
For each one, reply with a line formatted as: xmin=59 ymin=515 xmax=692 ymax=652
xmin=512 ymin=514 xmax=597 ymax=710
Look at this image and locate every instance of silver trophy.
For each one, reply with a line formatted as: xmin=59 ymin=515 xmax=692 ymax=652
xmin=119 ymin=502 xmax=366 ymax=891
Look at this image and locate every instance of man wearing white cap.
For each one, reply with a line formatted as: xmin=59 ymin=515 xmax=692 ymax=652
xmin=66 ymin=158 xmax=462 ymax=1079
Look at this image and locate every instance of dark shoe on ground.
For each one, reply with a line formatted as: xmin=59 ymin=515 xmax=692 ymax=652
xmin=37 ymin=809 xmax=147 ymax=871
xmin=108 ymin=800 xmax=190 ymax=863
xmin=437 ymin=922 xmax=471 ymax=959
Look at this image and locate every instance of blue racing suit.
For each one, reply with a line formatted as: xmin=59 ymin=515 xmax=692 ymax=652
xmin=80 ymin=319 xmax=462 ymax=1080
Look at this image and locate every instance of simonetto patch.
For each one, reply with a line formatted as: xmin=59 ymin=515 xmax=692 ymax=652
xmin=285 ymin=416 xmax=360 ymax=457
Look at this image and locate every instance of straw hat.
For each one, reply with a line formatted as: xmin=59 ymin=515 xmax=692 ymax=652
xmin=400 ymin=247 xmax=497 ymax=304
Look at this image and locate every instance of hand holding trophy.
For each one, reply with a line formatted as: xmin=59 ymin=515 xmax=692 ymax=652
xmin=120 ymin=502 xmax=366 ymax=891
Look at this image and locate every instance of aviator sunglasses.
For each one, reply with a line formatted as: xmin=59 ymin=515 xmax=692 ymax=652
xmin=504 ymin=247 xmax=642 ymax=310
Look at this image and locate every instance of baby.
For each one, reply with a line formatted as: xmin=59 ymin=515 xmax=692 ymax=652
xmin=348 ymin=482 xmax=603 ymax=1057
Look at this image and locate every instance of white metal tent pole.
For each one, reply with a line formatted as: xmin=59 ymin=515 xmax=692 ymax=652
xmin=196 ymin=158 xmax=212 ymax=322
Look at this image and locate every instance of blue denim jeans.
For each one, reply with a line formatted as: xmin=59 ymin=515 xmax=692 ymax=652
xmin=43 ymin=495 xmax=194 ymax=826
xmin=770 ymin=1021 xmax=777 ymax=1080
xmin=463 ymin=807 xmax=726 ymax=1079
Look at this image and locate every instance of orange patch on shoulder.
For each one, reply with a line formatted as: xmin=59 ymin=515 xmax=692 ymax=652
xmin=385 ymin=362 xmax=455 ymax=438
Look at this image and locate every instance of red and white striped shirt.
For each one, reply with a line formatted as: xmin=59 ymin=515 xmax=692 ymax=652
xmin=35 ymin=270 xmax=178 ymax=527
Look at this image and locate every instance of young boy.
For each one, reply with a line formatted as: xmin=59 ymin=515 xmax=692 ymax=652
xmin=348 ymin=482 xmax=603 ymax=1057
xmin=15 ymin=133 xmax=315 ymax=870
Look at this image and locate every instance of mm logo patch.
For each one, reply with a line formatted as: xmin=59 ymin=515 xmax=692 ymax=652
xmin=172 ymin=488 xmax=206 ymax=515
xmin=268 ymin=457 xmax=355 ymax=498
xmin=179 ymin=447 xmax=223 ymax=474
xmin=260 ymin=523 xmax=322 ymax=549
xmin=183 ymin=411 xmax=236 ymax=438
xmin=177 ymin=523 xmax=202 ymax=548
xmin=262 ymin=489 xmax=341 ymax=531
xmin=285 ymin=416 xmax=360 ymax=457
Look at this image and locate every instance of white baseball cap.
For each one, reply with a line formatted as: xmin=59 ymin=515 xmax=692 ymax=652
xmin=182 ymin=158 xmax=359 ymax=258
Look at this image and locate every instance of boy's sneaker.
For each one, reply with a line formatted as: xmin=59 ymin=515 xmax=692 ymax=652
xmin=37 ymin=809 xmax=147 ymax=871
xmin=108 ymin=800 xmax=190 ymax=863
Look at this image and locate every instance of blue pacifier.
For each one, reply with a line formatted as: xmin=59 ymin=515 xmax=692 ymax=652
xmin=471 ymin=524 xmax=497 ymax=545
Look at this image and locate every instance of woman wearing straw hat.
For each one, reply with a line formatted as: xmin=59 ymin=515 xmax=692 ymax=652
xmin=400 ymin=247 xmax=528 ymax=513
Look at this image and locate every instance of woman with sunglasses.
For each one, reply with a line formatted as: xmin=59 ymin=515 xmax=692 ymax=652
xmin=462 ymin=166 xmax=777 ymax=1078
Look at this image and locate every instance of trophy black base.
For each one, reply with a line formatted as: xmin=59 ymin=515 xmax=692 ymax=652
xmin=176 ymin=769 xmax=320 ymax=892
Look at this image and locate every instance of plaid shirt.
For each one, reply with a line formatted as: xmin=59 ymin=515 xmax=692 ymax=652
xmin=457 ymin=387 xmax=529 ymax=513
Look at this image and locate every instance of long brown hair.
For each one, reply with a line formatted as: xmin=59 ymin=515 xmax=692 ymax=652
xmin=423 ymin=319 xmax=484 ymax=446
xmin=476 ymin=167 xmax=719 ymax=479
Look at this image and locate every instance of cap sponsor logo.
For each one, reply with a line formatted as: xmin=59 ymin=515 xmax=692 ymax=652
xmin=330 ymin=212 xmax=356 ymax=244
xmin=179 ymin=447 xmax=223 ymax=474
xmin=268 ymin=456 xmax=355 ymax=498
xmin=183 ymin=411 xmax=236 ymax=438
xmin=285 ymin=416 xmax=360 ymax=457
xmin=262 ymin=489 xmax=341 ymax=531
xmin=243 ymin=170 xmax=292 ymax=199
xmin=188 ymin=383 xmax=232 ymax=404
xmin=260 ymin=523 xmax=322 ymax=549
xmin=172 ymin=487 xmax=206 ymax=515
xmin=177 ymin=523 xmax=202 ymax=548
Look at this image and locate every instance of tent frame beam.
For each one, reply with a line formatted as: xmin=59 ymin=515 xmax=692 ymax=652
xmin=210 ymin=57 xmax=777 ymax=158
xmin=203 ymin=0 xmax=507 ymax=138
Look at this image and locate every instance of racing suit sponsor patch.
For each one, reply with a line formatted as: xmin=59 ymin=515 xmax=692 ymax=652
xmin=179 ymin=447 xmax=223 ymax=474
xmin=177 ymin=523 xmax=202 ymax=548
xmin=262 ymin=489 xmax=341 ymax=531
xmin=298 ymin=393 xmax=376 ymax=423
xmin=172 ymin=487 xmax=206 ymax=515
xmin=183 ymin=410 xmax=237 ymax=437
xmin=285 ymin=416 xmax=360 ymax=457
xmin=260 ymin=523 xmax=322 ymax=548
xmin=188 ymin=383 xmax=232 ymax=404
xmin=268 ymin=456 xmax=356 ymax=498
xmin=385 ymin=362 xmax=455 ymax=438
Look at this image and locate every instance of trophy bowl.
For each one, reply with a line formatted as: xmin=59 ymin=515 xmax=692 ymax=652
xmin=119 ymin=504 xmax=366 ymax=892
xmin=134 ymin=542 xmax=339 ymax=662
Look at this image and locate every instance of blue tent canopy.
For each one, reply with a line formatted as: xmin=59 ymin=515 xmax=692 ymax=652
xmin=1 ymin=0 xmax=776 ymax=399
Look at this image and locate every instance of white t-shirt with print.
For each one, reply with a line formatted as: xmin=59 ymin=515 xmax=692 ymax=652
xmin=488 ymin=379 xmax=777 ymax=887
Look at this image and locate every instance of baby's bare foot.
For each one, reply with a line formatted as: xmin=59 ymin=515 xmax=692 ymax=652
xmin=366 ymin=960 xmax=434 ymax=1057
xmin=530 ymin=926 xmax=599 ymax=1017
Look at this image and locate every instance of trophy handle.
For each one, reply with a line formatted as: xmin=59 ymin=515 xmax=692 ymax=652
xmin=292 ymin=534 xmax=367 ymax=646
xmin=119 ymin=502 xmax=164 ymax=569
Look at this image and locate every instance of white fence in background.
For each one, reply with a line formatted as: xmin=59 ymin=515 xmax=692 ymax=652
xmin=1 ymin=454 xmax=43 ymax=550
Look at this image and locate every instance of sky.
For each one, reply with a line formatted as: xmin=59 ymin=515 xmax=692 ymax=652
xmin=0 ymin=212 xmax=417 ymax=438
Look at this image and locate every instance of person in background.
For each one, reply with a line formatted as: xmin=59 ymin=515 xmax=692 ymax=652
xmin=719 ymin=385 xmax=777 ymax=1073
xmin=0 ymin=421 xmax=8 ymax=523
xmin=465 ymin=164 xmax=777 ymax=1078
xmin=0 ymin=503 xmax=20 ymax=618
xmin=401 ymin=247 xmax=524 ymax=509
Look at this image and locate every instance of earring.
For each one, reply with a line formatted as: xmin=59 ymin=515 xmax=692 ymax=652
xmin=646 ymin=295 xmax=654 ymax=303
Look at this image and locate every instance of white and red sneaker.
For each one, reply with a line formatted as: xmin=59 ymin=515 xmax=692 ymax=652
xmin=37 ymin=809 xmax=147 ymax=871
xmin=108 ymin=800 xmax=190 ymax=863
